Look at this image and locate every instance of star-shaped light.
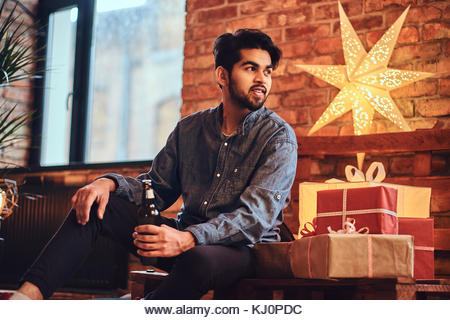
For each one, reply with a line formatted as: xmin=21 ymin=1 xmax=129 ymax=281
xmin=297 ymin=1 xmax=435 ymax=159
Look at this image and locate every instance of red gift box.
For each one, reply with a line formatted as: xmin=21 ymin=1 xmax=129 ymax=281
xmin=398 ymin=217 xmax=434 ymax=279
xmin=316 ymin=186 xmax=398 ymax=235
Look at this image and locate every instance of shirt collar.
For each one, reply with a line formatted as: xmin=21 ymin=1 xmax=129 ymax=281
xmin=215 ymin=103 xmax=267 ymax=137
xmin=239 ymin=106 xmax=266 ymax=136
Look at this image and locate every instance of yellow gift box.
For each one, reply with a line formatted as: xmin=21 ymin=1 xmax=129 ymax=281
xmin=298 ymin=162 xmax=431 ymax=237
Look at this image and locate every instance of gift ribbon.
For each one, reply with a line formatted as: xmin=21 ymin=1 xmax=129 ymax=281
xmin=325 ymin=161 xmax=386 ymax=184
xmin=318 ymin=208 xmax=397 ymax=218
xmin=327 ymin=218 xmax=369 ymax=234
xmin=307 ymin=237 xmax=312 ymax=278
xmin=300 ymin=219 xmax=317 ymax=237
xmin=415 ymin=245 xmax=434 ymax=252
xmin=346 ymin=162 xmax=386 ymax=182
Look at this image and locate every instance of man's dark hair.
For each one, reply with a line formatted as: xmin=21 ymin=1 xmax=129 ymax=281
xmin=213 ymin=29 xmax=281 ymax=74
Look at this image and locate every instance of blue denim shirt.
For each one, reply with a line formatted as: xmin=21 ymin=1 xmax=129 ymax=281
xmin=101 ymin=104 xmax=297 ymax=246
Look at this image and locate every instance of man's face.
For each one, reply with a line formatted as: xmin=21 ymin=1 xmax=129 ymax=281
xmin=228 ymin=48 xmax=273 ymax=111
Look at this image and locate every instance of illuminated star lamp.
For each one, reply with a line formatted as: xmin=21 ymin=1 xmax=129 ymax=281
xmin=297 ymin=1 xmax=436 ymax=169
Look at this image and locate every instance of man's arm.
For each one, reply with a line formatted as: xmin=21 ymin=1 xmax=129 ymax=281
xmin=186 ymin=136 xmax=298 ymax=246
xmin=100 ymin=123 xmax=182 ymax=209
xmin=99 ymin=125 xmax=187 ymax=257
xmin=74 ymin=124 xmax=181 ymax=226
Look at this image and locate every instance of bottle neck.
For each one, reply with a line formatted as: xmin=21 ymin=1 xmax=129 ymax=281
xmin=142 ymin=180 xmax=159 ymax=216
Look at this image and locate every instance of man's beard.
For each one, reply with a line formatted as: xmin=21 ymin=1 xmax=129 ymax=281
xmin=229 ymin=80 xmax=267 ymax=112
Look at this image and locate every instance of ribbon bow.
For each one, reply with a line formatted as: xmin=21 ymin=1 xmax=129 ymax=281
xmin=325 ymin=162 xmax=386 ymax=184
xmin=300 ymin=218 xmax=317 ymax=237
xmin=327 ymin=218 xmax=369 ymax=234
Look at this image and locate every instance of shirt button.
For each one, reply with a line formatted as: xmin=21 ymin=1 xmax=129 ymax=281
xmin=203 ymin=201 xmax=208 ymax=205
xmin=234 ymin=168 xmax=238 ymax=173
xmin=216 ymin=173 xmax=220 ymax=177
xmin=224 ymin=142 xmax=228 ymax=146
xmin=276 ymin=194 xmax=281 ymax=200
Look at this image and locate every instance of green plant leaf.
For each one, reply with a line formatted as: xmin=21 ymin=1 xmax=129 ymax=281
xmin=0 ymin=1 xmax=41 ymax=86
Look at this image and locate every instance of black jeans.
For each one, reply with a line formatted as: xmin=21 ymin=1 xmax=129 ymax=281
xmin=21 ymin=195 xmax=255 ymax=299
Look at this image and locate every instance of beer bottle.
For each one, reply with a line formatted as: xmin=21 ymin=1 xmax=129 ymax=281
xmin=137 ymin=179 xmax=162 ymax=266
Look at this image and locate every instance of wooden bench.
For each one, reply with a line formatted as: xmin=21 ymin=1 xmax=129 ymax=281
xmin=129 ymin=129 xmax=450 ymax=299
xmin=129 ymin=270 xmax=450 ymax=300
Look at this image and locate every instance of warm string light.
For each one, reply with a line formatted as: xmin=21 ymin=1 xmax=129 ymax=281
xmin=0 ymin=179 xmax=18 ymax=221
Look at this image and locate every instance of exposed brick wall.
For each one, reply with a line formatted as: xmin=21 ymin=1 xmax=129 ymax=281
xmin=182 ymin=0 xmax=449 ymax=132
xmin=0 ymin=0 xmax=38 ymax=168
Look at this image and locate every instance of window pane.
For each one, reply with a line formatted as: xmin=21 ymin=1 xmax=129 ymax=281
xmin=40 ymin=7 xmax=78 ymax=166
xmin=85 ymin=0 xmax=185 ymax=163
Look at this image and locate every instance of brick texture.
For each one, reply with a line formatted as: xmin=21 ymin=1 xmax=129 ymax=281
xmin=314 ymin=37 xmax=343 ymax=54
xmin=398 ymin=26 xmax=419 ymax=44
xmin=391 ymin=43 xmax=441 ymax=64
xmin=390 ymin=80 xmax=438 ymax=98
xmin=423 ymin=22 xmax=450 ymax=41
xmin=279 ymin=41 xmax=313 ymax=58
xmin=197 ymin=6 xmax=238 ymax=24
xmin=286 ymin=24 xmax=330 ymax=40
xmin=187 ymin=0 xmax=224 ymax=11
xmin=365 ymin=0 xmax=417 ymax=13
xmin=182 ymin=0 xmax=448 ymax=138
xmin=441 ymin=79 xmax=450 ymax=96
xmin=267 ymin=7 xmax=313 ymax=28
xmin=333 ymin=15 xmax=383 ymax=34
xmin=386 ymin=6 xmax=442 ymax=25
xmin=416 ymin=98 xmax=450 ymax=117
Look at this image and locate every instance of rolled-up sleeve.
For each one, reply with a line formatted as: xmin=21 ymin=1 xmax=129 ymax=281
xmin=186 ymin=137 xmax=298 ymax=245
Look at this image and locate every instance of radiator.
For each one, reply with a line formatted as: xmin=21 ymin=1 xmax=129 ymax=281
xmin=0 ymin=185 xmax=128 ymax=291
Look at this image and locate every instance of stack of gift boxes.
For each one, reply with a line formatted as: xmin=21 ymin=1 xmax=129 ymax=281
xmin=255 ymin=163 xmax=434 ymax=280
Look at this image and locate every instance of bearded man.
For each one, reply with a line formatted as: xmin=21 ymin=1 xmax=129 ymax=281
xmin=14 ymin=29 xmax=297 ymax=300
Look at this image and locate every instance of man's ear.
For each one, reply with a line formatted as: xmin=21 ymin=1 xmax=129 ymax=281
xmin=215 ymin=66 xmax=228 ymax=88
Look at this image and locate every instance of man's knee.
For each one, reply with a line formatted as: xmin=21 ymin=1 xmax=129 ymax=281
xmin=176 ymin=246 xmax=215 ymax=274
xmin=169 ymin=246 xmax=218 ymax=292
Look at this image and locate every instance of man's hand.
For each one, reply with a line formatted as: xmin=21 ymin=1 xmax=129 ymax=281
xmin=133 ymin=224 xmax=195 ymax=258
xmin=71 ymin=178 xmax=116 ymax=225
